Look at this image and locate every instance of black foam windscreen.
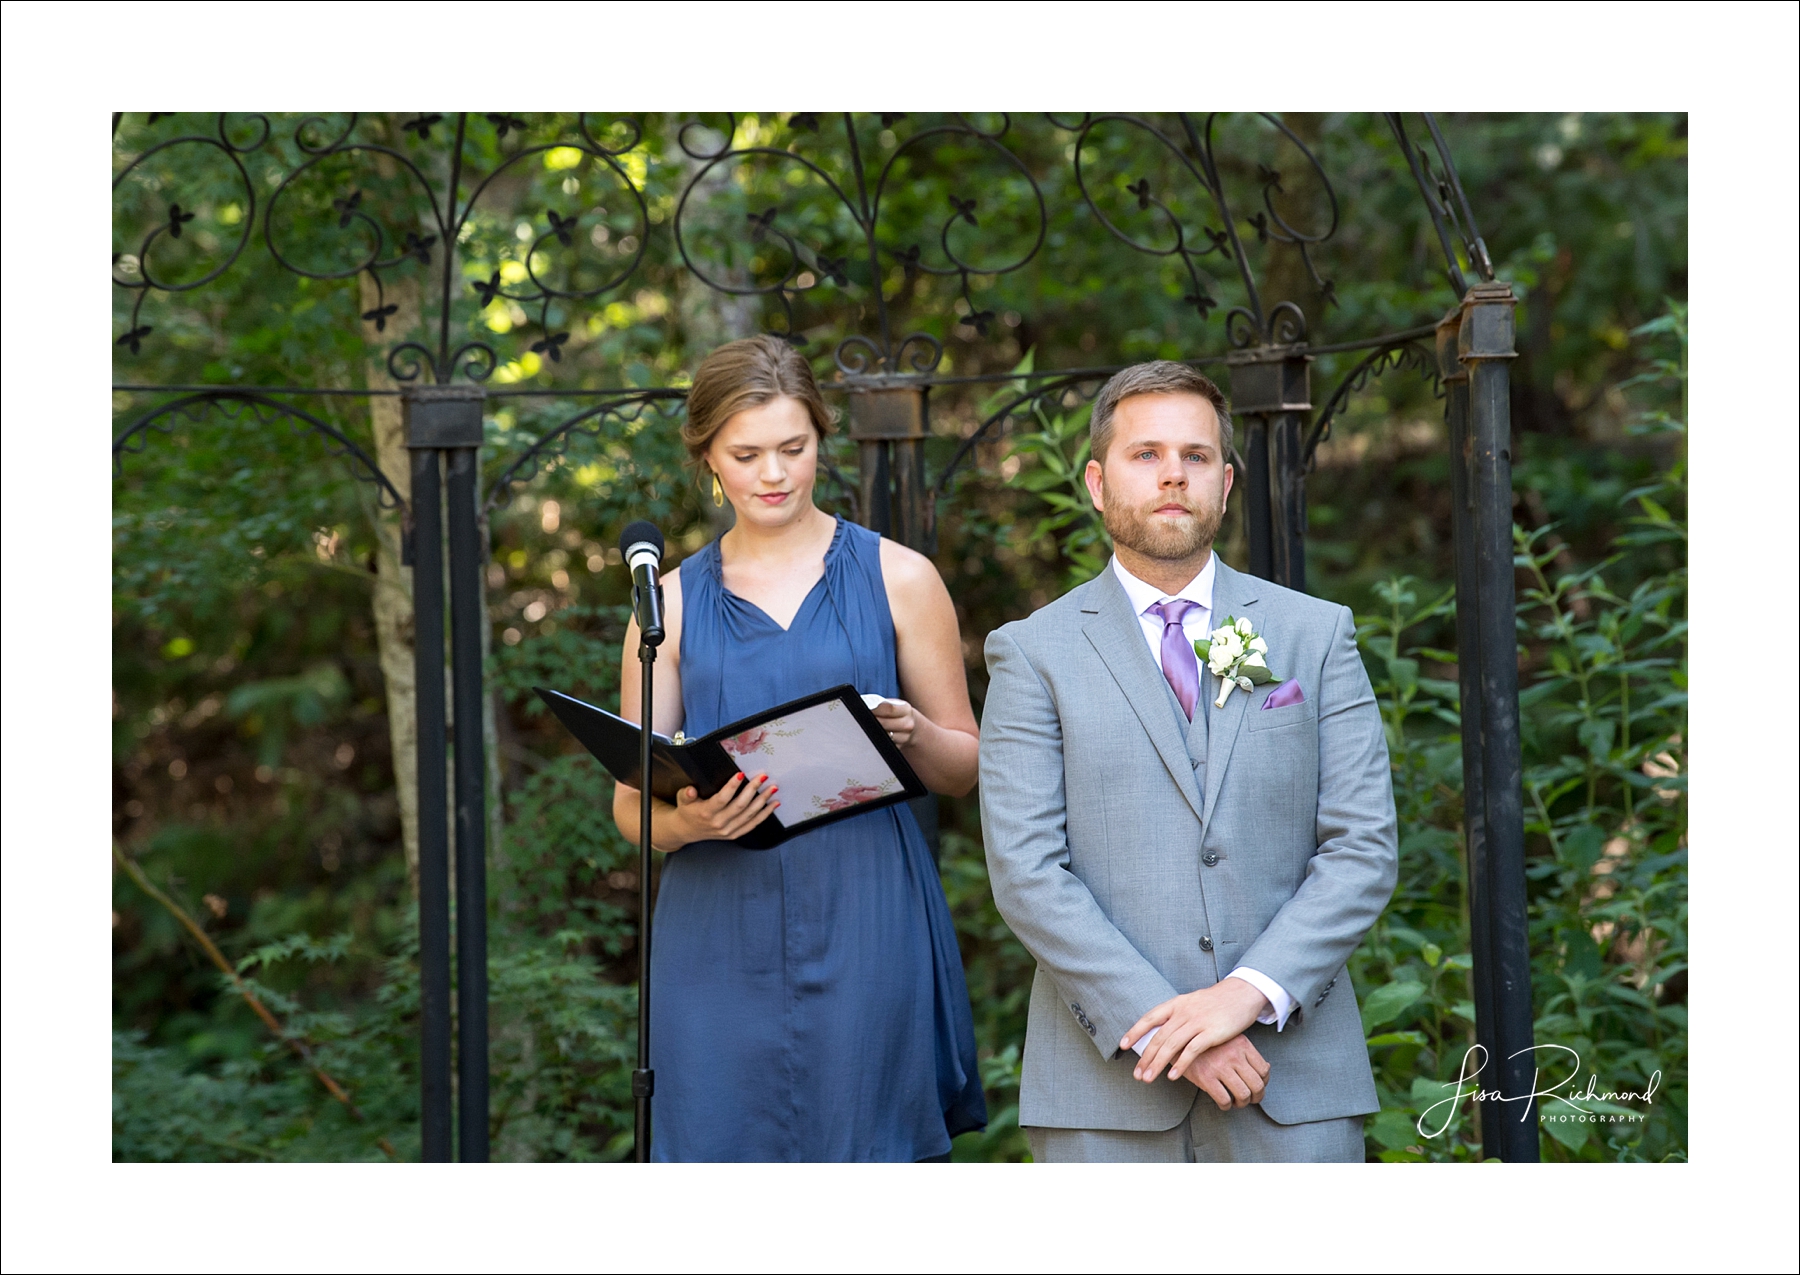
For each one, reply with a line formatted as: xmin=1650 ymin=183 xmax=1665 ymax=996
xmin=618 ymin=519 xmax=664 ymax=563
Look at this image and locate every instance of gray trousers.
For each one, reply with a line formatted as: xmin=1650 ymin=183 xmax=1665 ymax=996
xmin=1026 ymin=1102 xmax=1364 ymax=1163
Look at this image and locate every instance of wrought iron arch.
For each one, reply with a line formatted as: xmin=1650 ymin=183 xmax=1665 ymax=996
xmin=112 ymin=390 xmax=406 ymax=513
xmin=111 ymin=110 xmax=1539 ymax=1163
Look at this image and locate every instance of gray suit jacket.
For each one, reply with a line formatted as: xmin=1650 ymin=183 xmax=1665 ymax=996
xmin=979 ymin=559 xmax=1397 ymax=1130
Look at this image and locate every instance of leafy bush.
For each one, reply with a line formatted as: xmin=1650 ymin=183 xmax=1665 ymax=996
xmin=1350 ymin=306 xmax=1686 ymax=1161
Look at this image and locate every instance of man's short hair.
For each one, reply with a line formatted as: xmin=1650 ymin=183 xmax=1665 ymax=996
xmin=1088 ymin=361 xmax=1233 ymax=468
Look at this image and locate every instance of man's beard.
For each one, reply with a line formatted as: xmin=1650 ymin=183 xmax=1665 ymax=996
xmin=1101 ymin=480 xmax=1224 ymax=562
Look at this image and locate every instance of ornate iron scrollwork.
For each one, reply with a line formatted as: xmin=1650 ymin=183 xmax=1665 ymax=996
xmin=114 ymin=112 xmax=1489 ymax=519
xmin=1064 ymin=112 xmax=1340 ymax=349
xmin=112 ymin=114 xmax=273 ymax=356
xmin=482 ymin=392 xmax=685 ymax=513
xmin=115 ymin=112 xmax=651 ymax=386
xmin=112 ymin=390 xmax=407 ymax=510
xmin=483 ymin=390 xmax=860 ymax=520
xmin=1384 ymin=112 xmax=1496 ymax=300
xmin=672 ymin=113 xmax=1046 ymax=377
xmin=932 ymin=369 xmax=1130 ymax=500
xmin=1303 ymin=339 xmax=1440 ymax=472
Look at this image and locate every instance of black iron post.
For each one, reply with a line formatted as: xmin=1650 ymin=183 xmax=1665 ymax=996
xmin=892 ymin=407 xmax=932 ymax=556
xmin=405 ymin=385 xmax=489 ymax=1162
xmin=1440 ymin=310 xmax=1501 ymax=1156
xmin=847 ymin=382 xmax=933 ymax=551
xmin=446 ymin=443 xmax=491 ymax=1164
xmin=405 ymin=440 xmax=452 ymax=1163
xmin=1240 ymin=416 xmax=1273 ymax=580
xmin=1456 ymin=282 xmax=1538 ymax=1160
xmin=1226 ymin=344 xmax=1313 ymax=591
xmin=844 ymin=380 xmax=942 ymax=856
xmin=1268 ymin=407 xmax=1308 ymax=591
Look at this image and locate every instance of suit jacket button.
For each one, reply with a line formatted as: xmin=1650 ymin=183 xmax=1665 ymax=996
xmin=1198 ymin=936 xmax=1213 ymax=952
xmin=1202 ymin=852 xmax=1219 ymax=867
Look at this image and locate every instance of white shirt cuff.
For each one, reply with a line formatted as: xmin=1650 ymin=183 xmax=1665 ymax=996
xmin=1228 ymin=968 xmax=1296 ymax=1032
xmin=1129 ymin=970 xmax=1297 ymax=1056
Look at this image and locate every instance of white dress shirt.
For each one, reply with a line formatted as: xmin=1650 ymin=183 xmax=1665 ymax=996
xmin=1109 ymin=554 xmax=1298 ymax=1047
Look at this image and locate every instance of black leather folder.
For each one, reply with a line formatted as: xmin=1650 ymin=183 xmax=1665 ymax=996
xmin=533 ymin=682 xmax=927 ymax=849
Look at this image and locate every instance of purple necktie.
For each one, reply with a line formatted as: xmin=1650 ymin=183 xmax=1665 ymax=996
xmin=1150 ymin=599 xmax=1201 ymax=720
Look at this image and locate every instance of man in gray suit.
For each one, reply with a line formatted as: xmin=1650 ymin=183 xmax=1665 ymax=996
xmin=979 ymin=361 xmax=1398 ymax=1162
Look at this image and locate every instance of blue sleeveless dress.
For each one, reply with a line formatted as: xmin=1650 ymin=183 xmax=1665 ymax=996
xmin=647 ymin=517 xmax=987 ymax=1161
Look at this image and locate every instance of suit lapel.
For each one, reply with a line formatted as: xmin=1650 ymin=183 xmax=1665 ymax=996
xmin=1079 ymin=567 xmax=1205 ymax=824
xmin=1200 ymin=560 xmax=1263 ymax=838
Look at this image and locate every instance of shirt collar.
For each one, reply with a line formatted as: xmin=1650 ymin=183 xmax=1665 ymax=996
xmin=1110 ymin=551 xmax=1216 ymax=617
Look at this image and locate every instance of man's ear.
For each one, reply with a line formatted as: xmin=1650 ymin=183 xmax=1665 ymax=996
xmin=1083 ymin=458 xmax=1105 ymax=512
xmin=1221 ymin=460 xmax=1234 ymax=507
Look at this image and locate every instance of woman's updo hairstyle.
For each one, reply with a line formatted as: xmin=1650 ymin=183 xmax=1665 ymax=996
xmin=682 ymin=334 xmax=839 ymax=469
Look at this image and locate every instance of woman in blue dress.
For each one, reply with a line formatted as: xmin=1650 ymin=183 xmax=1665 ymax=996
xmin=612 ymin=335 xmax=986 ymax=1161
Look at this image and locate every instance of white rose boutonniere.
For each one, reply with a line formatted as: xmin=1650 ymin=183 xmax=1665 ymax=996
xmin=1195 ymin=615 xmax=1275 ymax=709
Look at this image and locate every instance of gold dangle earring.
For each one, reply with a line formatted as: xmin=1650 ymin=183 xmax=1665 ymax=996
xmin=711 ymin=471 xmax=724 ymax=508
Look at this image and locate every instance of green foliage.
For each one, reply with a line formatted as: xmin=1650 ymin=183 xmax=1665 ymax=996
xmin=112 ymin=931 xmax=421 ymax=1164
xmin=113 ymin=1028 xmax=333 ymax=1163
xmin=224 ymin=664 xmax=353 ymax=767
xmin=1348 ymin=307 xmax=1686 ymax=1162
xmin=939 ymin=830 xmax=1035 ymax=1162
xmin=484 ymin=942 xmax=639 ymax=1162
xmin=1003 ymin=397 xmax=1107 ymax=592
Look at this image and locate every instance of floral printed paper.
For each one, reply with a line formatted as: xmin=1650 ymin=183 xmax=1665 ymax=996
xmin=720 ymin=699 xmax=902 ymax=828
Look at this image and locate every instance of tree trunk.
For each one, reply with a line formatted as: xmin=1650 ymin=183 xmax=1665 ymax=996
xmin=360 ymin=113 xmax=505 ymax=898
xmin=361 ymin=270 xmax=426 ymax=891
xmin=675 ymin=121 xmax=759 ymax=536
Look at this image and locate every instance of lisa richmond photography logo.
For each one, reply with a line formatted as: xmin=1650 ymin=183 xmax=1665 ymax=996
xmin=1417 ymin=1045 xmax=1662 ymax=1138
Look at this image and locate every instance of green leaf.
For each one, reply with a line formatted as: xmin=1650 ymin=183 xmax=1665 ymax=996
xmin=1361 ymin=980 xmax=1426 ymax=1033
xmin=1561 ymin=824 xmax=1605 ymax=876
xmin=1543 ymin=1112 xmax=1592 ymax=1153
xmin=1377 ymin=1147 xmax=1430 ymax=1163
xmin=1578 ymin=717 xmax=1615 ymax=761
xmin=1368 ymin=1109 xmax=1419 ymax=1150
xmin=1421 ymin=942 xmax=1442 ymax=968
xmin=1366 ymin=1030 xmax=1427 ymax=1049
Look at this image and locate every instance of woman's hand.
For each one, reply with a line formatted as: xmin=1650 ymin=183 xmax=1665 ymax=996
xmin=870 ymin=699 xmax=919 ymax=749
xmin=665 ymin=771 xmax=778 ymax=848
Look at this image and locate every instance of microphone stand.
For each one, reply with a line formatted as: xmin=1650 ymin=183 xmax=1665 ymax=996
xmin=632 ymin=582 xmax=663 ymax=1163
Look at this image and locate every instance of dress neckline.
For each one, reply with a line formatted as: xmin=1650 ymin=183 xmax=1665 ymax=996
xmin=712 ymin=515 xmax=846 ymax=634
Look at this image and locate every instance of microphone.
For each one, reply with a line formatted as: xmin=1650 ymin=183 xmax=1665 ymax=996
xmin=619 ymin=520 xmax=665 ymax=645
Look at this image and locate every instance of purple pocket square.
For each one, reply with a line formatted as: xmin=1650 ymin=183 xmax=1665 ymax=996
xmin=1262 ymin=678 xmax=1305 ymax=710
